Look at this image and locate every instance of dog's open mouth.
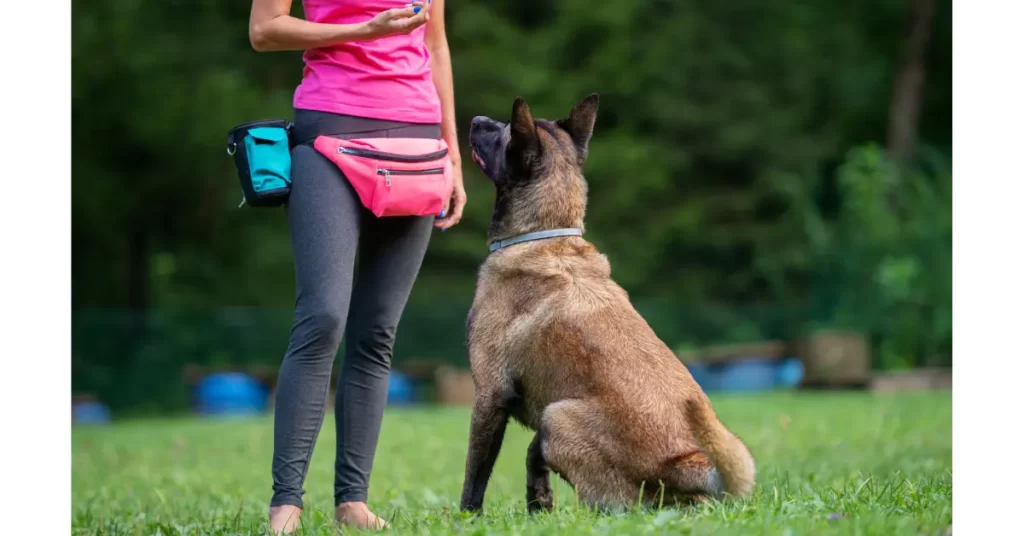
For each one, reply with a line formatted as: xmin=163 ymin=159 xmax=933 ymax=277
xmin=471 ymin=150 xmax=486 ymax=172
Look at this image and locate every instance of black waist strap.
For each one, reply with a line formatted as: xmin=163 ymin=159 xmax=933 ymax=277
xmin=291 ymin=109 xmax=441 ymax=146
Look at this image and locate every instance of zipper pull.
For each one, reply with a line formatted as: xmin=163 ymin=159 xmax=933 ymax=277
xmin=384 ymin=169 xmax=392 ymax=187
xmin=238 ymin=195 xmax=247 ymax=208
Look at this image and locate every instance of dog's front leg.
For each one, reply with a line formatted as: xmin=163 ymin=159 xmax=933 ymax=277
xmin=459 ymin=391 xmax=510 ymax=513
xmin=525 ymin=430 xmax=553 ymax=513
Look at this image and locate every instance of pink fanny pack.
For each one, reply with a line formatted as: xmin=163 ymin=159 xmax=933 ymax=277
xmin=313 ymin=137 xmax=454 ymax=218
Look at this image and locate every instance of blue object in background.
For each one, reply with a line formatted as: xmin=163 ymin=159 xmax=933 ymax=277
xmin=775 ymin=357 xmax=805 ymax=388
xmin=687 ymin=363 xmax=720 ymax=392
xmin=387 ymin=370 xmax=415 ymax=405
xmin=73 ymin=401 xmax=111 ymax=425
xmin=688 ymin=356 xmax=804 ymax=394
xmin=195 ymin=372 xmax=268 ymax=417
xmin=719 ymin=357 xmax=778 ymax=393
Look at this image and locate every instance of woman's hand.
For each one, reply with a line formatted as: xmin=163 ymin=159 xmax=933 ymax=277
xmin=435 ymin=160 xmax=466 ymax=231
xmin=425 ymin=0 xmax=462 ymax=231
xmin=362 ymin=2 xmax=430 ymax=40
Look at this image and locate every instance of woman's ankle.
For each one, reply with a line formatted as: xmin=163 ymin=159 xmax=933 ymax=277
xmin=335 ymin=501 xmax=389 ymax=530
xmin=269 ymin=504 xmax=302 ymax=534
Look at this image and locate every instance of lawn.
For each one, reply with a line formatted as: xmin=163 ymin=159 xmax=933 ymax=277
xmin=72 ymin=392 xmax=952 ymax=535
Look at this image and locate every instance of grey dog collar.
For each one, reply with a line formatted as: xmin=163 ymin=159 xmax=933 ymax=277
xmin=488 ymin=228 xmax=584 ymax=253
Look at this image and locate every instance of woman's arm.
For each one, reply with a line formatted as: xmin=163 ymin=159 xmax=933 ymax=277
xmin=249 ymin=0 xmax=429 ymax=52
xmin=426 ymin=0 xmax=466 ymax=230
xmin=424 ymin=0 xmax=459 ymax=167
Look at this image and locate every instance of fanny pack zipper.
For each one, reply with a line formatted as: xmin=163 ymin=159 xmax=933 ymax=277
xmin=379 ymin=168 xmax=445 ymax=187
xmin=339 ymin=146 xmax=449 ymax=163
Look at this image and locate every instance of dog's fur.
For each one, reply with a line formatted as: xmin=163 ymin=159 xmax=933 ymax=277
xmin=460 ymin=95 xmax=756 ymax=513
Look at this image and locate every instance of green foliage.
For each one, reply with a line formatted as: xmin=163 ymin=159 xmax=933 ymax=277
xmin=72 ymin=393 xmax=952 ymax=535
xmin=71 ymin=1 xmax=952 ymax=410
xmin=798 ymin=145 xmax=952 ymax=368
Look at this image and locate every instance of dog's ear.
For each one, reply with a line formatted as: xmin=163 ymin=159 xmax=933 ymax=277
xmin=508 ymin=97 xmax=540 ymax=157
xmin=557 ymin=93 xmax=600 ymax=159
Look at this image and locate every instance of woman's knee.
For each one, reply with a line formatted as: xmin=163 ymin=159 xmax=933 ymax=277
xmin=346 ymin=323 xmax=397 ymax=368
xmin=288 ymin=307 xmax=346 ymax=359
xmin=309 ymin=308 xmax=345 ymax=337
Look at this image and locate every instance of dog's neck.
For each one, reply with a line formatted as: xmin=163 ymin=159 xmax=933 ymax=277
xmin=488 ymin=213 xmax=586 ymax=245
xmin=488 ymin=228 xmax=584 ymax=253
xmin=487 ymin=171 xmax=587 ymax=243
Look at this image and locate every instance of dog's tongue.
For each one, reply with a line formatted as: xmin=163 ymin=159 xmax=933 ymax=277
xmin=471 ymin=150 xmax=486 ymax=172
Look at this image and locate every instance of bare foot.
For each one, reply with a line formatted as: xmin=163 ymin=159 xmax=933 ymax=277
xmin=269 ymin=505 xmax=302 ymax=534
xmin=335 ymin=502 xmax=390 ymax=530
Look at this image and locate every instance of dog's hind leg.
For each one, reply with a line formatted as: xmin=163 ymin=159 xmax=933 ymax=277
xmin=539 ymin=400 xmax=638 ymax=511
xmin=660 ymin=451 xmax=725 ymax=501
xmin=525 ymin=430 xmax=553 ymax=513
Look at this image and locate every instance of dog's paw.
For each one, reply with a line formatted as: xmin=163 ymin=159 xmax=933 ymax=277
xmin=526 ymin=499 xmax=553 ymax=514
xmin=459 ymin=502 xmax=484 ymax=515
xmin=526 ymin=489 xmax=553 ymax=514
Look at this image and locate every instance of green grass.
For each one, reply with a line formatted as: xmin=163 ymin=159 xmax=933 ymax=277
xmin=72 ymin=392 xmax=951 ymax=535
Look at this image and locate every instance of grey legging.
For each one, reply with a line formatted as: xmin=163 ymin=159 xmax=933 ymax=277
xmin=270 ymin=110 xmax=438 ymax=508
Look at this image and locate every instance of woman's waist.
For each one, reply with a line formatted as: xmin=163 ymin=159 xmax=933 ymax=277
xmin=291 ymin=110 xmax=441 ymax=144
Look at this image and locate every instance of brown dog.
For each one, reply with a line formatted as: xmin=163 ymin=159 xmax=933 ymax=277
xmin=460 ymin=94 xmax=756 ymax=513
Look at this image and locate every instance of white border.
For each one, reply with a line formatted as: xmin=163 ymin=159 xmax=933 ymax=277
xmin=953 ymin=0 xmax=1024 ymax=532
xmin=0 ymin=2 xmax=71 ymax=534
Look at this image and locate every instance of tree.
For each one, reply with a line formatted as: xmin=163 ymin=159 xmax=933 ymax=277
xmin=887 ymin=0 xmax=937 ymax=161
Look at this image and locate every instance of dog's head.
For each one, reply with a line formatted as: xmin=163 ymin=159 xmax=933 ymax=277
xmin=469 ymin=94 xmax=599 ymax=240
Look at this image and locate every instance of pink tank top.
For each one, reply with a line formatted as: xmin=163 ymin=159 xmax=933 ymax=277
xmin=293 ymin=0 xmax=441 ymax=124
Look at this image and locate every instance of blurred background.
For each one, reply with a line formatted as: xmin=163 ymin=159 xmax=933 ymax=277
xmin=71 ymin=0 xmax=951 ymax=419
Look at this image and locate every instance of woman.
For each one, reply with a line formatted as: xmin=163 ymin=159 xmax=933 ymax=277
xmin=247 ymin=0 xmax=465 ymax=532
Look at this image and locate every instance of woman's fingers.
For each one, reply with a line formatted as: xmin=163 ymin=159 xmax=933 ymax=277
xmin=450 ymin=191 xmax=466 ymax=225
xmin=396 ymin=2 xmax=427 ymax=19
xmin=397 ymin=8 xmax=429 ymax=32
xmin=435 ymin=189 xmax=466 ymax=230
xmin=434 ymin=201 xmax=451 ymax=229
xmin=382 ymin=2 xmax=424 ymax=22
xmin=371 ymin=3 xmax=428 ymax=37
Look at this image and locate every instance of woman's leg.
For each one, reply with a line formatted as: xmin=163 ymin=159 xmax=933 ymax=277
xmin=332 ymin=122 xmax=440 ymax=518
xmin=269 ymin=143 xmax=362 ymax=529
xmin=333 ymin=211 xmax=434 ymax=514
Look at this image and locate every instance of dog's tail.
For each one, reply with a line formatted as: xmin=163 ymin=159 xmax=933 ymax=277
xmin=683 ymin=396 xmax=756 ymax=497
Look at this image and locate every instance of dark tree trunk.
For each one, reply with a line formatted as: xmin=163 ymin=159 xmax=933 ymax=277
xmin=887 ymin=0 xmax=936 ymax=161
